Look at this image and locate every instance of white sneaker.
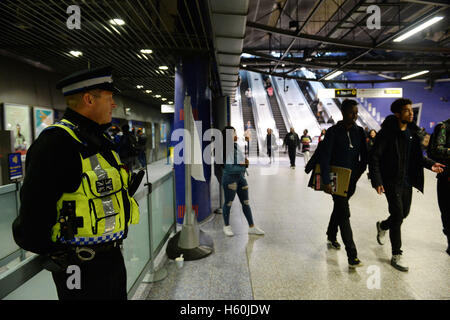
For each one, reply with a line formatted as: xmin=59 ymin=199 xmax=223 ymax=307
xmin=223 ymin=225 xmax=234 ymax=237
xmin=248 ymin=226 xmax=265 ymax=235
xmin=391 ymin=254 xmax=409 ymax=272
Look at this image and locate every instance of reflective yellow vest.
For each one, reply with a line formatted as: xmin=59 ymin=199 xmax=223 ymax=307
xmin=49 ymin=119 xmax=139 ymax=245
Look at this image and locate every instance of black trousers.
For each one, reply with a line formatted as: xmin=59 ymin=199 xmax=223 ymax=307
xmin=437 ymin=176 xmax=450 ymax=239
xmin=51 ymin=246 xmax=127 ymax=300
xmin=380 ymin=184 xmax=413 ymax=255
xmin=326 ymin=180 xmax=357 ymax=259
xmin=288 ymin=147 xmax=296 ymax=167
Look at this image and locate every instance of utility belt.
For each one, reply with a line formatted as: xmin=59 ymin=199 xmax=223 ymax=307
xmin=42 ymin=240 xmax=122 ymax=273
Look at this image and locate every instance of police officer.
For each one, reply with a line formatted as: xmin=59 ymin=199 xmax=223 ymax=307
xmin=12 ymin=66 xmax=141 ymax=300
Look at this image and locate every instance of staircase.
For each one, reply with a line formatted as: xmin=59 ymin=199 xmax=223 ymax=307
xmin=268 ymin=93 xmax=287 ymax=141
xmin=240 ymin=72 xmax=258 ymax=156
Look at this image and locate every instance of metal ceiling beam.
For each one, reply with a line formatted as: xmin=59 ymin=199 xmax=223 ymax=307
xmin=272 ymin=0 xmax=326 ymax=74
xmin=319 ymin=5 xmax=448 ymax=80
xmin=241 ymin=65 xmax=446 ymax=83
xmin=246 ymin=20 xmax=450 ymax=54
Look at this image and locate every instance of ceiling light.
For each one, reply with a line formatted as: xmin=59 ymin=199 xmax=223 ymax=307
xmin=168 ymin=101 xmax=173 ymax=104
xmin=242 ymin=64 xmax=247 ymax=67
xmin=155 ymin=94 xmax=161 ymax=98
xmin=161 ymin=98 xmax=167 ymax=101
xmin=393 ymin=16 xmax=443 ymax=42
xmin=324 ymin=70 xmax=343 ymax=80
xmin=110 ymin=25 xmax=121 ymax=35
xmin=70 ymin=51 xmax=83 ymax=57
xmin=158 ymin=66 xmax=169 ymax=70
xmin=136 ymin=85 xmax=143 ymax=89
xmin=401 ymin=70 xmax=429 ymax=80
xmin=109 ymin=19 xmax=125 ymax=26
xmin=145 ymin=90 xmax=152 ymax=94
xmin=140 ymin=49 xmax=153 ymax=54
xmin=281 ymin=64 xmax=285 ymax=67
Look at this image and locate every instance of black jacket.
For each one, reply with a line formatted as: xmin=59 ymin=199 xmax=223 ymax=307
xmin=369 ymin=115 xmax=435 ymax=193
xmin=319 ymin=121 xmax=368 ymax=185
xmin=283 ymin=132 xmax=300 ymax=149
xmin=12 ymin=108 xmax=121 ymax=255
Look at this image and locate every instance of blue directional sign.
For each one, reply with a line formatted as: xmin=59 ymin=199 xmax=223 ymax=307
xmin=9 ymin=153 xmax=23 ymax=180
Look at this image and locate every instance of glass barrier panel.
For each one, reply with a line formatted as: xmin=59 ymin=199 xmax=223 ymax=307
xmin=0 ymin=185 xmax=20 ymax=262
xmin=150 ymin=175 xmax=174 ymax=254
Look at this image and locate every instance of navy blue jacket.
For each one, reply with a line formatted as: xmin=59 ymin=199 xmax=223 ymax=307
xmin=320 ymin=121 xmax=368 ymax=185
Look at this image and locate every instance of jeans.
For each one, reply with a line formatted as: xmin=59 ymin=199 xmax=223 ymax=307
xmin=222 ymin=173 xmax=254 ymax=227
xmin=380 ymin=184 xmax=413 ymax=255
xmin=437 ymin=176 xmax=450 ymax=239
xmin=326 ymin=180 xmax=358 ymax=259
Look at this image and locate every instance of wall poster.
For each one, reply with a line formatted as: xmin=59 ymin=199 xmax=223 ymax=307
xmin=3 ymin=104 xmax=32 ymax=158
xmin=33 ymin=106 xmax=54 ymax=139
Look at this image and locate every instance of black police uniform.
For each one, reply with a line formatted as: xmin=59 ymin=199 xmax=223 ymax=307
xmin=12 ymin=66 xmax=133 ymax=300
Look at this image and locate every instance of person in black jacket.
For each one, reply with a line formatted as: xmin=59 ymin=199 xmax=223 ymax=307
xmin=370 ymin=98 xmax=444 ymax=272
xmin=428 ymin=118 xmax=450 ymax=255
xmin=320 ymin=99 xmax=368 ymax=268
xmin=283 ymin=128 xmax=300 ymax=168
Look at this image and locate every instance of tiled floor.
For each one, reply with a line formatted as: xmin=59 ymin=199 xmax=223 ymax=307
xmin=136 ymin=155 xmax=450 ymax=300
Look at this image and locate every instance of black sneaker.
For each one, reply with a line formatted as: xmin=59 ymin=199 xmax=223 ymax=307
xmin=327 ymin=239 xmax=341 ymax=250
xmin=348 ymin=257 xmax=363 ymax=269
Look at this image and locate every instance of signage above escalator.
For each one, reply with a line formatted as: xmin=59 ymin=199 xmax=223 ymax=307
xmin=319 ymin=88 xmax=403 ymax=99
xmin=335 ymin=89 xmax=357 ymax=97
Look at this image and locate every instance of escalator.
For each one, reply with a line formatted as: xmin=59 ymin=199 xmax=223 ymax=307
xmin=268 ymin=92 xmax=287 ymax=141
xmin=240 ymin=71 xmax=258 ymax=156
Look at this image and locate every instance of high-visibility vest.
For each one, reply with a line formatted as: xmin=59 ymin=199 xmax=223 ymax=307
xmin=48 ymin=119 xmax=139 ymax=245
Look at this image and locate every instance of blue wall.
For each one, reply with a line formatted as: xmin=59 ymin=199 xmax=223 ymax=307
xmin=343 ymin=73 xmax=450 ymax=133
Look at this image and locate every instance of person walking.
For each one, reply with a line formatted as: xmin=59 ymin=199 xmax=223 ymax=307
xmin=300 ymin=129 xmax=312 ymax=166
xmin=283 ymin=128 xmax=300 ymax=169
xmin=265 ymin=128 xmax=277 ymax=163
xmin=118 ymin=124 xmax=138 ymax=171
xmin=221 ymin=126 xmax=265 ymax=237
xmin=12 ymin=66 xmax=141 ymax=300
xmin=427 ymin=118 xmax=450 ymax=255
xmin=320 ymin=99 xmax=368 ymax=268
xmin=370 ymin=98 xmax=444 ymax=271
xmin=136 ymin=128 xmax=148 ymax=168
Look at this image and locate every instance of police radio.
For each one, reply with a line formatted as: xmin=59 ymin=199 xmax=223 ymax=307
xmin=59 ymin=201 xmax=83 ymax=240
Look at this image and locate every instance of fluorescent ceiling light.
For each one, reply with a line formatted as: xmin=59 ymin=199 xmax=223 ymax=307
xmin=161 ymin=98 xmax=167 ymax=101
xmin=145 ymin=90 xmax=152 ymax=94
xmin=109 ymin=19 xmax=125 ymax=26
xmin=155 ymin=94 xmax=161 ymax=98
xmin=140 ymin=49 xmax=153 ymax=54
xmin=168 ymin=101 xmax=173 ymax=104
xmin=159 ymin=66 xmax=168 ymax=70
xmin=324 ymin=70 xmax=343 ymax=80
xmin=136 ymin=85 xmax=143 ymax=89
xmin=401 ymin=70 xmax=429 ymax=80
xmin=70 ymin=51 xmax=83 ymax=57
xmin=393 ymin=16 xmax=443 ymax=42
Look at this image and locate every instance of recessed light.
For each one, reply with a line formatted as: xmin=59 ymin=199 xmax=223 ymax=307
xmin=161 ymin=98 xmax=167 ymax=101
xmin=155 ymin=95 xmax=161 ymax=98
xmin=140 ymin=49 xmax=153 ymax=54
xmin=136 ymin=85 xmax=143 ymax=89
xmin=109 ymin=19 xmax=125 ymax=26
xmin=145 ymin=90 xmax=152 ymax=94
xmin=70 ymin=51 xmax=83 ymax=57
xmin=158 ymin=66 xmax=169 ymax=70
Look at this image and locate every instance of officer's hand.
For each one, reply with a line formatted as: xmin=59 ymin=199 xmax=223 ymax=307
xmin=323 ymin=184 xmax=333 ymax=194
xmin=375 ymin=185 xmax=385 ymax=195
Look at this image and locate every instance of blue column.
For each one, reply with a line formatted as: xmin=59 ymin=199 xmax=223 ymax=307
xmin=173 ymin=56 xmax=212 ymax=224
